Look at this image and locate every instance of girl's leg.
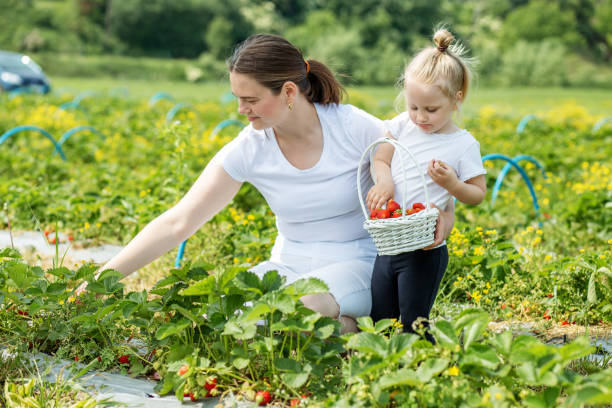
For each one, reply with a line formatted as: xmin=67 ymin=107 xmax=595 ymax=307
xmin=370 ymin=255 xmax=400 ymax=323
xmin=395 ymin=246 xmax=448 ymax=336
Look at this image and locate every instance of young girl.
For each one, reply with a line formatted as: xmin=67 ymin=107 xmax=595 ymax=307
xmin=366 ymin=28 xmax=487 ymax=338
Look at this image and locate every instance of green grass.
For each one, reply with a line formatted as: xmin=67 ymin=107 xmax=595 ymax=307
xmin=50 ymin=76 xmax=612 ymax=117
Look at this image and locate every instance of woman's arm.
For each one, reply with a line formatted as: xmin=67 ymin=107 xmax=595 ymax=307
xmin=96 ymin=160 xmax=242 ymax=278
xmin=423 ymin=198 xmax=455 ymax=250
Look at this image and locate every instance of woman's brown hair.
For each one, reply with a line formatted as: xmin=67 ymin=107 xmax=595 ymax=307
xmin=228 ymin=34 xmax=345 ymax=105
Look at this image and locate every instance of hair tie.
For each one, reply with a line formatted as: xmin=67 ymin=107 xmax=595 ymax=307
xmin=437 ymin=46 xmax=447 ymax=53
xmin=305 ymin=60 xmax=310 ymax=74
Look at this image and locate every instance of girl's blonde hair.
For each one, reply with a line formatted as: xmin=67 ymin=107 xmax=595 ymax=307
xmin=402 ymin=28 xmax=473 ymax=101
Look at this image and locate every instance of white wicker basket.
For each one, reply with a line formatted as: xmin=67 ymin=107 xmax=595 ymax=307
xmin=357 ymin=137 xmax=439 ymax=255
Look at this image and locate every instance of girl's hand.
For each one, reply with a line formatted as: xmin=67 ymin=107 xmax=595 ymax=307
xmin=427 ymin=159 xmax=459 ymax=192
xmin=423 ymin=201 xmax=454 ymax=250
xmin=366 ymin=182 xmax=394 ymax=212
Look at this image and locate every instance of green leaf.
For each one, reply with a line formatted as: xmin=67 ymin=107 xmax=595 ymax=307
xmin=379 ymin=368 xmax=422 ymax=388
xmin=222 ymin=321 xmax=257 ymax=340
xmin=155 ymin=319 xmax=191 ymax=340
xmin=180 ymin=275 xmax=216 ymax=296
xmin=5 ymin=261 xmax=31 ymax=289
xmin=170 ymin=304 xmax=203 ymax=325
xmin=356 ymin=316 xmax=375 ymax=332
xmin=232 ymin=357 xmax=250 ymax=370
xmin=460 ymin=344 xmax=500 ymax=371
xmin=431 ymin=320 xmax=459 ymax=349
xmin=346 ymin=332 xmax=387 ymax=358
xmin=388 ymin=334 xmax=418 ymax=356
xmin=314 ymin=323 xmax=336 ymax=339
xmin=96 ymin=269 xmax=123 ymax=281
xmin=454 ymin=309 xmax=489 ymax=349
xmin=281 ymin=372 xmax=309 ymax=388
xmin=263 ymin=292 xmax=295 ymax=314
xmin=46 ymin=282 xmax=66 ymax=296
xmin=241 ymin=302 xmax=271 ymax=322
xmin=489 ymin=330 xmax=513 ymax=356
xmin=285 ymin=277 xmax=328 ymax=297
xmin=515 ymin=362 xmax=538 ymax=384
xmin=0 ymin=248 xmax=22 ymax=258
xmin=373 ymin=319 xmax=394 ymax=333
xmin=121 ymin=301 xmax=139 ymax=319
xmin=234 ymin=271 xmax=263 ymax=295
xmin=416 ymin=358 xmax=449 ymax=382
xmin=274 ymin=358 xmax=301 ymax=372
xmin=261 ymin=270 xmax=283 ymax=293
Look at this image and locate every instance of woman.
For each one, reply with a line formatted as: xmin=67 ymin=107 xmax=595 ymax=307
xmin=82 ymin=34 xmax=455 ymax=333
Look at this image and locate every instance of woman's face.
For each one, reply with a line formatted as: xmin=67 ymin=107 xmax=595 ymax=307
xmin=230 ymin=72 xmax=286 ymax=130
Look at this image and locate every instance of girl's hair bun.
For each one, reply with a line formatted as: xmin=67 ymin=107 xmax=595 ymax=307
xmin=433 ymin=29 xmax=455 ymax=53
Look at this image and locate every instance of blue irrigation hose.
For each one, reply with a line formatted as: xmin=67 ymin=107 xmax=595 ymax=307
xmin=57 ymin=126 xmax=105 ymax=146
xmin=210 ymin=119 xmax=245 ymax=140
xmin=59 ymin=90 xmax=98 ymax=111
xmin=165 ymin=102 xmax=194 ymax=124
xmin=516 ymin=114 xmax=538 ymax=134
xmin=482 ymin=154 xmax=540 ymax=215
xmin=148 ymin=92 xmax=174 ymax=107
xmin=175 ymin=240 xmax=187 ymax=268
xmin=0 ymin=125 xmax=66 ymax=161
xmin=592 ymin=117 xmax=612 ymax=132
xmin=492 ymin=154 xmax=546 ymax=204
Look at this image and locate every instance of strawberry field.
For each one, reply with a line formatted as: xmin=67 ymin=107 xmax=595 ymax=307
xmin=1 ymin=90 xmax=611 ymax=407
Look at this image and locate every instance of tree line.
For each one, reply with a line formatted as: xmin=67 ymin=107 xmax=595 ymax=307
xmin=2 ymin=0 xmax=611 ymax=86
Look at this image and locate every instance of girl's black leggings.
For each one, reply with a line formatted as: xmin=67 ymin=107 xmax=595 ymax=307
xmin=370 ymin=245 xmax=448 ymax=337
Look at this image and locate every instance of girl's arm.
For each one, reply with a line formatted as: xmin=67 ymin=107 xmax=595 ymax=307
xmin=423 ymin=198 xmax=455 ymax=250
xmin=427 ymin=159 xmax=486 ymax=205
xmin=366 ymin=131 xmax=396 ymax=211
xmin=96 ymin=160 xmax=242 ymax=278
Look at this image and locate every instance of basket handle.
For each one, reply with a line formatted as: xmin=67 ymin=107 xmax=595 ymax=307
xmin=357 ymin=137 xmax=433 ymax=220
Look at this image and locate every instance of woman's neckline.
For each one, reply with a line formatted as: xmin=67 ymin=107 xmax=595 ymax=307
xmin=266 ymin=103 xmax=327 ymax=172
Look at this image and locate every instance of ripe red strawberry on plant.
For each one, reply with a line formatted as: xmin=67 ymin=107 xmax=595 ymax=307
xmin=118 ymin=355 xmax=130 ymax=364
xmin=178 ymin=364 xmax=189 ymax=376
xmin=387 ymin=199 xmax=401 ymax=212
xmin=256 ymin=390 xmax=271 ymax=406
xmin=204 ymin=377 xmax=217 ymax=391
xmin=184 ymin=392 xmax=197 ymax=402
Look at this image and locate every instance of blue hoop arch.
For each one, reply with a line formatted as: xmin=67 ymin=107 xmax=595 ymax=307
xmin=0 ymin=125 xmax=67 ymax=161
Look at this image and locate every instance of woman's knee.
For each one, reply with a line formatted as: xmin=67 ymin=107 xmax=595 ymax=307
xmin=300 ymin=293 xmax=340 ymax=318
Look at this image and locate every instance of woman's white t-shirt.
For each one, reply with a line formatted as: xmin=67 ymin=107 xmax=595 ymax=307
xmin=385 ymin=112 xmax=486 ymax=210
xmin=216 ymin=103 xmax=385 ymax=257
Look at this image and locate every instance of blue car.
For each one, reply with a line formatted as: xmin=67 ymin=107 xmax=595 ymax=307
xmin=0 ymin=50 xmax=51 ymax=94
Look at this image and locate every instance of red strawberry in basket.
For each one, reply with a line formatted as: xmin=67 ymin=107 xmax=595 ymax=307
xmin=387 ymin=199 xmax=401 ymax=213
xmin=391 ymin=209 xmax=402 ymax=218
xmin=377 ymin=209 xmax=391 ymax=219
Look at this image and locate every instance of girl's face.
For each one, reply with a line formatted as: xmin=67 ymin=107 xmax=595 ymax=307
xmin=230 ymin=72 xmax=287 ymax=130
xmin=404 ymin=78 xmax=460 ymax=134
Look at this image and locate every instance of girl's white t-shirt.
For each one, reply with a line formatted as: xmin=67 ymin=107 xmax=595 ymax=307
xmin=216 ymin=103 xmax=385 ymax=249
xmin=385 ymin=111 xmax=486 ymax=210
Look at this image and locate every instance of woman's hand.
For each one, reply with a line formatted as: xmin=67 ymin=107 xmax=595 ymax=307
xmin=423 ymin=200 xmax=455 ymax=250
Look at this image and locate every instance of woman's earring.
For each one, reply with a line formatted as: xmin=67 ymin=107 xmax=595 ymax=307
xmin=288 ymin=102 xmax=293 ymax=111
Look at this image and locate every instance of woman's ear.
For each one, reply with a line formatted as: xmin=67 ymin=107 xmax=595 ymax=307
xmin=282 ymin=81 xmax=299 ymax=104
